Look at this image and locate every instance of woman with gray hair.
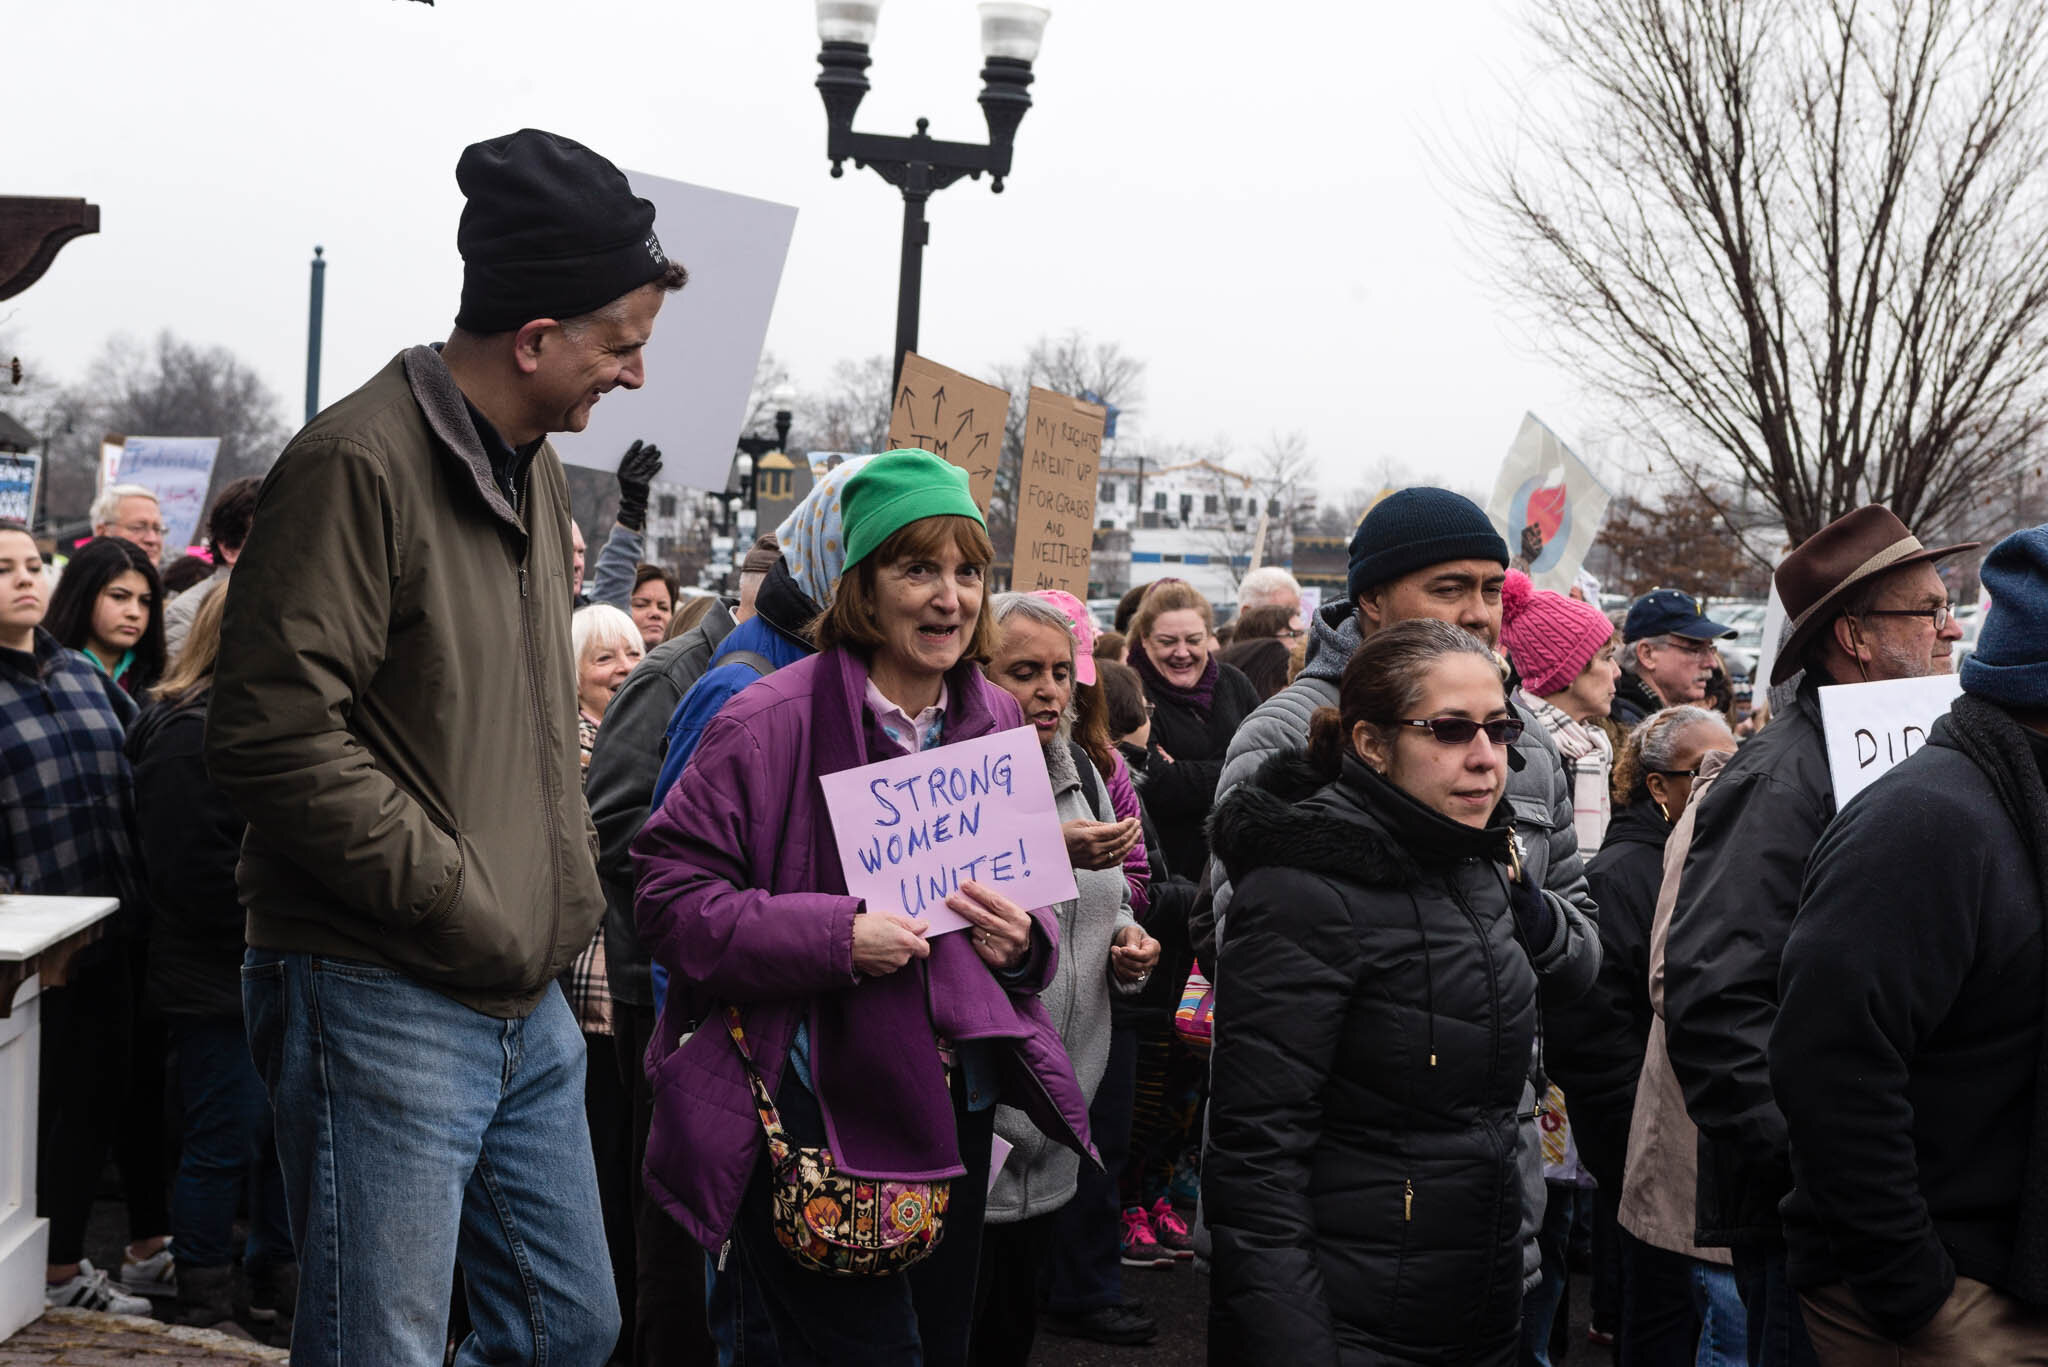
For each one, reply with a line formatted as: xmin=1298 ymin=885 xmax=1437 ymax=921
xmin=970 ymin=590 xmax=1160 ymax=1364
xmin=1544 ymin=705 xmax=1743 ymax=1362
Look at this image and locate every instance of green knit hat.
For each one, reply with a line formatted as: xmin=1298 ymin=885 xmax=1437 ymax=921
xmin=839 ymin=449 xmax=985 ymax=571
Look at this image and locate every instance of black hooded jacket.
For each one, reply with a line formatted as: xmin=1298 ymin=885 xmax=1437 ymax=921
xmin=127 ymin=687 xmax=247 ymax=1019
xmin=1205 ymin=750 xmax=1536 ymax=1367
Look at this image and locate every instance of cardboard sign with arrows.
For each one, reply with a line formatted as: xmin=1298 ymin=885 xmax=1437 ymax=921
xmin=888 ymin=352 xmax=1009 ymax=514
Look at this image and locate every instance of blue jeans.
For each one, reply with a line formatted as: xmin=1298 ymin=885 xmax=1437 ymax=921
xmin=1731 ymin=1245 xmax=1816 ymax=1367
xmin=168 ymin=1016 xmax=292 ymax=1270
xmin=1522 ymin=1181 xmax=1592 ymax=1366
xmin=1620 ymin=1229 xmax=1749 ymax=1366
xmin=242 ymin=951 xmax=620 ymax=1367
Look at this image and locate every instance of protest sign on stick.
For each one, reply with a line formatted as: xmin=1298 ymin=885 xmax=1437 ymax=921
xmin=1819 ymin=672 xmax=1963 ymax=807
xmin=819 ymin=726 xmax=1078 ymax=936
xmin=1012 ymin=387 xmax=1105 ymax=596
xmin=1485 ymin=413 xmax=1612 ymax=593
xmin=119 ymin=436 xmax=221 ymax=553
xmin=888 ymin=353 xmax=1008 ymax=514
xmin=553 ymin=172 xmax=797 ymax=491
xmin=0 ymin=452 xmax=41 ymax=524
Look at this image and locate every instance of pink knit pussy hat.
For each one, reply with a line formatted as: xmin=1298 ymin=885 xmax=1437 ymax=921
xmin=1500 ymin=569 xmax=1617 ymax=696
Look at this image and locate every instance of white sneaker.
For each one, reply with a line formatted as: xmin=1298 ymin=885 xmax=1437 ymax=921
xmin=46 ymin=1258 xmax=152 ymax=1315
xmin=119 ymin=1240 xmax=177 ymax=1300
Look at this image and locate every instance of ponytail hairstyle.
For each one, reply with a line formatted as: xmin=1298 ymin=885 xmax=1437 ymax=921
xmin=1612 ymin=705 xmax=1730 ymax=807
xmin=1305 ymin=618 xmax=1502 ymax=780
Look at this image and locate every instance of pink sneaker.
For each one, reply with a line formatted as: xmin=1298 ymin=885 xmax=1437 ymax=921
xmin=1148 ymin=1197 xmax=1195 ymax=1260
xmin=1120 ymin=1206 xmax=1174 ymax=1267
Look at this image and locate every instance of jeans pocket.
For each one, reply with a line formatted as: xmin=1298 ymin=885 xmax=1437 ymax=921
xmin=241 ymin=955 xmax=288 ymax=1095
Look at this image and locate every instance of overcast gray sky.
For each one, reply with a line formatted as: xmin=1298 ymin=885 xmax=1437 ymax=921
xmin=7 ymin=0 xmax=1606 ymax=502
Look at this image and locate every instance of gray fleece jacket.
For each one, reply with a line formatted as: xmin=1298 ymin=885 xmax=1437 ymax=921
xmin=1203 ymin=597 xmax=1604 ymax=1291
xmin=986 ymin=738 xmax=1140 ymax=1224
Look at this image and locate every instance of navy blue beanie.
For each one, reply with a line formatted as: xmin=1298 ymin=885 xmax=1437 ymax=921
xmin=1348 ymin=488 xmax=1510 ymax=604
xmin=1961 ymin=524 xmax=2048 ymax=708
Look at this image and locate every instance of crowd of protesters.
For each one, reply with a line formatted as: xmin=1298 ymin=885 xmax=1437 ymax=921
xmin=5 ymin=125 xmax=2048 ymax=1367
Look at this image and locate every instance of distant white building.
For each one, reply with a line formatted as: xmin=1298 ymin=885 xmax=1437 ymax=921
xmin=1094 ymin=457 xmax=1286 ymax=604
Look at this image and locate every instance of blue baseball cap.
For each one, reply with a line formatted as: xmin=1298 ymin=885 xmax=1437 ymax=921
xmin=1623 ymin=588 xmax=1736 ymax=644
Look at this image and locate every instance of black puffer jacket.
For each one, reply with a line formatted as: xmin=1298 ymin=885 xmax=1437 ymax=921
xmin=1205 ymin=751 xmax=1536 ymax=1367
xmin=1139 ymin=659 xmax=1262 ymax=880
xmin=1665 ymin=681 xmax=1834 ymax=1246
xmin=127 ymin=688 xmax=246 ymax=1019
xmin=1544 ymin=798 xmax=1671 ymax=1190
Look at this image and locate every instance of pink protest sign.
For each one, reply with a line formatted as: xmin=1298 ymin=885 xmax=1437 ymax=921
xmin=819 ymin=726 xmax=1079 ymax=937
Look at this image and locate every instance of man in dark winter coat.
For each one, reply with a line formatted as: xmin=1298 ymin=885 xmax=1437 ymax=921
xmin=1210 ymin=487 xmax=1602 ymax=1294
xmin=1770 ymin=523 xmax=2048 ymax=1363
xmin=1611 ymin=588 xmax=1734 ymax=726
xmin=1664 ymin=506 xmax=1975 ymax=1367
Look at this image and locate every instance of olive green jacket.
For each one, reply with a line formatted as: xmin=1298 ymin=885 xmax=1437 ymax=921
xmin=207 ymin=346 xmax=602 ymax=1017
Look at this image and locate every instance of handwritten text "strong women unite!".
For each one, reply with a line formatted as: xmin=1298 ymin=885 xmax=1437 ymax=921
xmin=820 ymin=727 xmax=1079 ymax=936
xmin=855 ymin=751 xmax=1029 ymax=915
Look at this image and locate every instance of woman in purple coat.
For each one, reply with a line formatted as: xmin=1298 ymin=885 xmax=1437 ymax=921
xmin=632 ymin=451 xmax=1094 ymax=1366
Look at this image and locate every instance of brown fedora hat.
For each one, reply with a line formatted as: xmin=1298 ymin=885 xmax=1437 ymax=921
xmin=1772 ymin=505 xmax=1979 ymax=685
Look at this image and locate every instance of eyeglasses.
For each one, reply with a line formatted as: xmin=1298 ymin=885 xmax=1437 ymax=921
xmin=1857 ymin=604 xmax=1952 ymax=631
xmin=1653 ymin=768 xmax=1703 ymax=779
xmin=1393 ymin=716 xmax=1526 ymax=746
xmin=1143 ymin=702 xmax=1156 ymax=717
xmin=1655 ymin=636 xmax=1719 ymax=658
xmin=118 ymin=521 xmax=170 ymax=537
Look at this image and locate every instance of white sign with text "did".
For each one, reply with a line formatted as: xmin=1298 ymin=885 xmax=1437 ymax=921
xmin=1820 ymin=672 xmax=1963 ymax=807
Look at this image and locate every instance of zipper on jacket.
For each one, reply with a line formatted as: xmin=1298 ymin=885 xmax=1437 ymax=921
xmin=516 ymin=546 xmax=563 ymax=992
xmin=1404 ymin=1178 xmax=1414 ymax=1222
xmin=1450 ymin=873 xmax=1506 ymax=1091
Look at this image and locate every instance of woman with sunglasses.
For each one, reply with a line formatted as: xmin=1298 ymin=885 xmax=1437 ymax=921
xmin=1206 ymin=619 xmax=1579 ymax=1366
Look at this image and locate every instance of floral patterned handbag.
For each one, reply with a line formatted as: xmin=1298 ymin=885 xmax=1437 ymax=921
xmin=723 ymin=1006 xmax=949 ymax=1277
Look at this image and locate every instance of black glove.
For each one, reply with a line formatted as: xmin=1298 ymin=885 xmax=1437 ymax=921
xmin=615 ymin=440 xmax=662 ymax=531
xmin=1507 ymin=871 xmax=1556 ymax=952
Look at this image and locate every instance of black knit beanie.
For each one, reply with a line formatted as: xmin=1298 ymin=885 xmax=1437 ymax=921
xmin=454 ymin=129 xmax=666 ymax=334
xmin=1348 ymin=488 xmax=1510 ymax=604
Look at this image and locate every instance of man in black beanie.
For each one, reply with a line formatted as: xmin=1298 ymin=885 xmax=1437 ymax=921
xmin=1203 ymin=486 xmax=1601 ymax=1306
xmin=208 ymin=128 xmax=685 ymax=1366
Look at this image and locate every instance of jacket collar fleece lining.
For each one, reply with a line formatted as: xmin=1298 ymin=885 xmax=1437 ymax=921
xmin=402 ymin=344 xmax=527 ymax=535
xmin=1209 ymin=749 xmax=1425 ymax=892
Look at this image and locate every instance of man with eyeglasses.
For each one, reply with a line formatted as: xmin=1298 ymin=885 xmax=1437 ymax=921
xmin=1612 ymin=588 xmax=1737 ymax=726
xmin=90 ymin=483 xmax=168 ymax=566
xmin=1769 ymin=525 xmax=2048 ymax=1361
xmin=1209 ymin=486 xmax=1602 ymax=1299
xmin=1664 ymin=505 xmax=1976 ymax=1367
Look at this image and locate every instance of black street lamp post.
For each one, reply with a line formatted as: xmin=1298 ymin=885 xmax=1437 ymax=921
xmin=813 ymin=2 xmax=1051 ymax=388
xmin=716 ymin=401 xmax=793 ymax=589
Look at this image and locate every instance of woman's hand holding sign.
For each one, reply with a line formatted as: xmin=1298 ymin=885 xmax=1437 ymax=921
xmin=948 ymin=880 xmax=1033 ymax=972
xmin=852 ymin=911 xmax=931 ymax=977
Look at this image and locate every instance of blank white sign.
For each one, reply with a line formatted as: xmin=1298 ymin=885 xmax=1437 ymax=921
xmin=552 ymin=172 xmax=797 ymax=492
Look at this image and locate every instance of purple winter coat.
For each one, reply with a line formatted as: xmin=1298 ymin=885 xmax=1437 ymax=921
xmin=631 ymin=645 xmax=1096 ymax=1251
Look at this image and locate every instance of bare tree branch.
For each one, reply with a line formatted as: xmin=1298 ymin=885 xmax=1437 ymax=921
xmin=1478 ymin=0 xmax=2048 ymax=543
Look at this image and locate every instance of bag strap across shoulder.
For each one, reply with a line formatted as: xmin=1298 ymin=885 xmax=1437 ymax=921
xmin=1069 ymin=740 xmax=1110 ymax=821
xmin=724 ymin=1005 xmax=793 ymax=1166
